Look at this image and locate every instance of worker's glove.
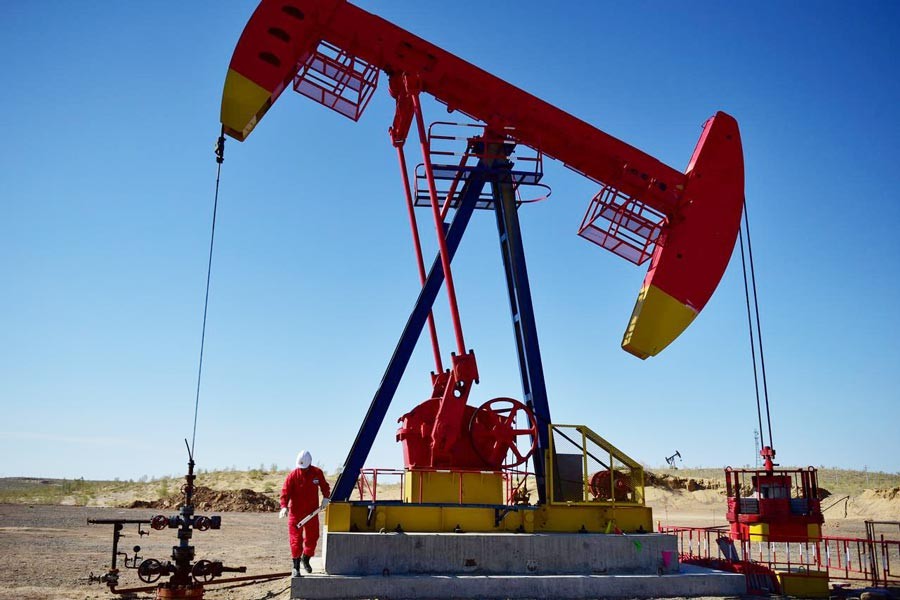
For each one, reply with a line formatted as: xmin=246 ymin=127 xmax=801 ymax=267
xmin=279 ymin=507 xmax=288 ymax=519
xmin=320 ymin=498 xmax=330 ymax=511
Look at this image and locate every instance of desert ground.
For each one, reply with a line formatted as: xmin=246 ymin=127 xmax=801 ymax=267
xmin=1 ymin=469 xmax=897 ymax=600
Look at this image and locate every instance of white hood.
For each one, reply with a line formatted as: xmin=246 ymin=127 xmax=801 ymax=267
xmin=296 ymin=450 xmax=312 ymax=469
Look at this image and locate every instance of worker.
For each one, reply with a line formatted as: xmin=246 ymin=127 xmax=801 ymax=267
xmin=279 ymin=450 xmax=330 ymax=577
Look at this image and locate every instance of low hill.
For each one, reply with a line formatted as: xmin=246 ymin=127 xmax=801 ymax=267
xmin=1 ymin=467 xmax=897 ymax=521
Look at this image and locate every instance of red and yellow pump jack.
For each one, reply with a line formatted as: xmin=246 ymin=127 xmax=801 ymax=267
xmin=725 ymin=446 xmax=824 ymax=543
xmin=663 ymin=446 xmax=829 ymax=597
xmin=219 ymin=0 xmax=745 ymax=539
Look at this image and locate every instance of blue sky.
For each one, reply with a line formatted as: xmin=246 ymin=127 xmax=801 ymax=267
xmin=1 ymin=1 xmax=898 ymax=480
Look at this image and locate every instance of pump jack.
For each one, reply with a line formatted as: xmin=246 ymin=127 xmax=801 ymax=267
xmin=665 ymin=451 xmax=682 ymax=469
xmin=219 ymin=0 xmax=744 ymax=536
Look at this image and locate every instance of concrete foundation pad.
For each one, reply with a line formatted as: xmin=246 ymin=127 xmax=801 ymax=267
xmin=324 ymin=531 xmax=679 ymax=576
xmin=290 ymin=564 xmax=746 ymax=599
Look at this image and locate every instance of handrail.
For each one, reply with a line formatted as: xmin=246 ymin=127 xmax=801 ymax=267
xmin=660 ymin=524 xmax=900 ymax=586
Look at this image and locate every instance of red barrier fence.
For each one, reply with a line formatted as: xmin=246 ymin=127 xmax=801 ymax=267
xmin=660 ymin=524 xmax=900 ymax=589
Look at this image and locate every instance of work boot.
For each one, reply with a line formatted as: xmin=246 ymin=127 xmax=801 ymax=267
xmin=292 ymin=557 xmax=302 ymax=578
xmin=301 ymin=554 xmax=312 ymax=574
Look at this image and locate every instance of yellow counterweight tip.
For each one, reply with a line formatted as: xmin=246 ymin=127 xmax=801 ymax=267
xmin=622 ymin=285 xmax=697 ymax=359
xmin=221 ymin=69 xmax=272 ymax=141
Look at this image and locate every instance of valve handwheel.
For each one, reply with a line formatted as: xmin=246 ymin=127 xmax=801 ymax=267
xmin=192 ymin=559 xmax=216 ymax=583
xmin=150 ymin=515 xmax=168 ymax=531
xmin=468 ymin=397 xmax=537 ymax=468
xmin=137 ymin=558 xmax=164 ymax=584
xmin=194 ymin=516 xmax=211 ymax=531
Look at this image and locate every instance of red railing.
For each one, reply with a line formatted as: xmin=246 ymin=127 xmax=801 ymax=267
xmin=292 ymin=41 xmax=379 ymax=121
xmin=660 ymin=524 xmax=900 ymax=588
xmin=356 ymin=468 xmax=406 ymax=502
xmin=577 ymin=184 xmax=666 ymax=266
xmin=413 ymin=121 xmax=550 ymax=217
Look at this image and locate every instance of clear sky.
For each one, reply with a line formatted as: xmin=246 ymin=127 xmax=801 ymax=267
xmin=2 ymin=1 xmax=898 ymax=480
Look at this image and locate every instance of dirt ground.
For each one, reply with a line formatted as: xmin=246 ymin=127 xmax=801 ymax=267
xmin=0 ymin=500 xmax=888 ymax=600
xmin=0 ymin=504 xmax=297 ymax=600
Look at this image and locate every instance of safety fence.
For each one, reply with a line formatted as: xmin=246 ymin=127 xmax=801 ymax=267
xmin=660 ymin=524 xmax=900 ymax=589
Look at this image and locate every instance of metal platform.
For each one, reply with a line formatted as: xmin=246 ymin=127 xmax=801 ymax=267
xmin=291 ymin=563 xmax=745 ymax=599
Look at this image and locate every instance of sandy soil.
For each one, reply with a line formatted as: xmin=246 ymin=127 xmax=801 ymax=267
xmin=1 ymin=492 xmax=894 ymax=599
xmin=0 ymin=504 xmax=298 ymax=600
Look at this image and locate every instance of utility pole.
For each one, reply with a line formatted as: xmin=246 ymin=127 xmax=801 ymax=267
xmin=753 ymin=429 xmax=760 ymax=468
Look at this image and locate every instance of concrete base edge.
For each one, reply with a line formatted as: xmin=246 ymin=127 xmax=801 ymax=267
xmin=291 ymin=564 xmax=745 ymax=599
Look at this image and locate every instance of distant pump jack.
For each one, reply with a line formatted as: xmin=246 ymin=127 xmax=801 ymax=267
xmin=665 ymin=451 xmax=682 ymax=469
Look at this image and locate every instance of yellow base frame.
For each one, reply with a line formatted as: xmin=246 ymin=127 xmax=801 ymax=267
xmin=325 ymin=501 xmax=652 ymax=534
xmin=326 ymin=424 xmax=652 ymax=534
xmin=807 ymin=523 xmax=822 ymax=541
xmin=777 ymin=569 xmax=829 ymax=598
xmin=748 ymin=523 xmax=822 ymax=542
xmin=748 ymin=522 xmax=768 ymax=541
xmin=403 ymin=470 xmax=504 ymax=505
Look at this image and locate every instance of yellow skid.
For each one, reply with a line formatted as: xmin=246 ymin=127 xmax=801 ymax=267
xmin=326 ymin=501 xmax=651 ymax=534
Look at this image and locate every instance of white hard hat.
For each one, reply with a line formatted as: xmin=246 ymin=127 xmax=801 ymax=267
xmin=296 ymin=450 xmax=312 ymax=469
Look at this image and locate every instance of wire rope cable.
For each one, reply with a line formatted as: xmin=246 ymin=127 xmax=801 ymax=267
xmin=190 ymin=130 xmax=226 ymax=456
xmin=743 ymin=204 xmax=773 ymax=449
xmin=739 ymin=224 xmax=765 ymax=449
xmin=740 ymin=199 xmax=774 ymax=451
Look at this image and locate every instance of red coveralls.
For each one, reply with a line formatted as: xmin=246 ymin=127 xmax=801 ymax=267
xmin=280 ymin=466 xmax=331 ymax=558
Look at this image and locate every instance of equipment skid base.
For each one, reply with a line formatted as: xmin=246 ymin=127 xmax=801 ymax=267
xmin=291 ymin=564 xmax=745 ymax=599
xmin=291 ymin=531 xmax=744 ymax=598
xmin=323 ymin=531 xmax=677 ymax=576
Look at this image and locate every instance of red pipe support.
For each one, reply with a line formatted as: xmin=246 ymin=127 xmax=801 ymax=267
xmin=411 ymin=87 xmax=467 ymax=356
xmin=393 ymin=139 xmax=444 ymax=374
